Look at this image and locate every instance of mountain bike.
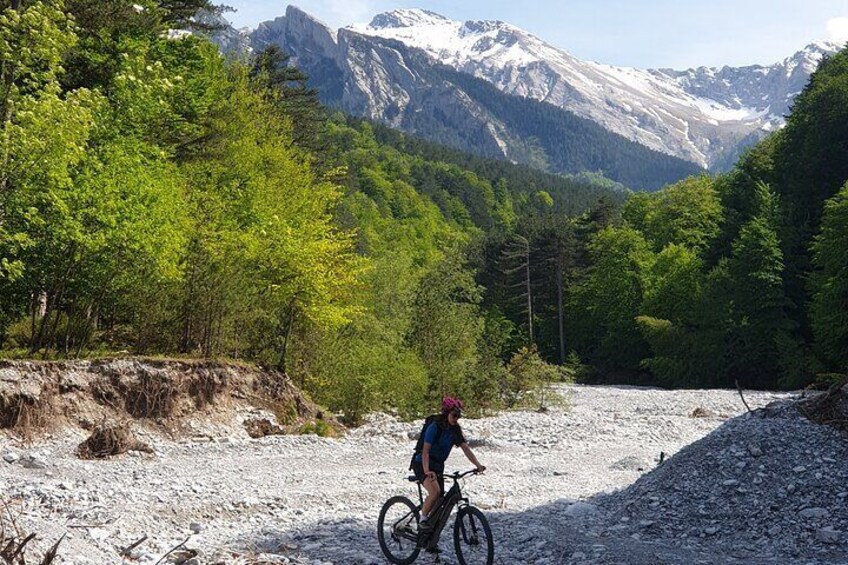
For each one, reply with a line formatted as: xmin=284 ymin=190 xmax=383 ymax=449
xmin=377 ymin=469 xmax=493 ymax=565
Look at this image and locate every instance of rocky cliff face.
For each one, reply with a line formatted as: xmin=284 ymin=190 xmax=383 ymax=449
xmin=207 ymin=7 xmax=702 ymax=190
xmin=251 ymin=7 xmax=340 ymax=68
xmin=241 ymin=9 xmax=513 ymax=159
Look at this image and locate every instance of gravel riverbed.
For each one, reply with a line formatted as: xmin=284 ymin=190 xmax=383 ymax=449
xmin=5 ymin=384 xmax=837 ymax=564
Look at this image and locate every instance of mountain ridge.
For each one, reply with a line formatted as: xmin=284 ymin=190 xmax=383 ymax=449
xmin=348 ymin=8 xmax=842 ymax=168
xmin=207 ymin=5 xmax=842 ymax=184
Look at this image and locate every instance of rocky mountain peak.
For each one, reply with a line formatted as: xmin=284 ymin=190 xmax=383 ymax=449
xmin=367 ymin=8 xmax=452 ymax=30
xmin=459 ymin=19 xmax=510 ymax=36
xmin=284 ymin=4 xmax=337 ymax=43
xmin=788 ymin=40 xmax=842 ymax=72
xmin=801 ymin=39 xmax=843 ymax=56
xmin=249 ymin=5 xmax=339 ymax=67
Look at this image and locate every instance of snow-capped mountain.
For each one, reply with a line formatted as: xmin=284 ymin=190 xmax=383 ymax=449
xmin=206 ymin=6 xmax=843 ymax=183
xmin=225 ymin=6 xmax=703 ymax=190
xmin=349 ymin=9 xmax=841 ymax=169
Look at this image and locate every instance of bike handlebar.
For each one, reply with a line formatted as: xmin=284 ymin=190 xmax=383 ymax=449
xmin=443 ymin=469 xmax=481 ymax=480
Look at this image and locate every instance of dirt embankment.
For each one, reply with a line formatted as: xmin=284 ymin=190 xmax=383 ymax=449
xmin=0 ymin=358 xmax=335 ymax=440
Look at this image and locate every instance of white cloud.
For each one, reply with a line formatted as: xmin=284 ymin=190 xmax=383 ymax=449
xmin=826 ymin=16 xmax=848 ymax=43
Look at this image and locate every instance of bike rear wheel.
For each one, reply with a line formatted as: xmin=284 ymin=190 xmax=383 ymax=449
xmin=377 ymin=496 xmax=421 ymax=565
xmin=453 ymin=505 xmax=493 ymax=565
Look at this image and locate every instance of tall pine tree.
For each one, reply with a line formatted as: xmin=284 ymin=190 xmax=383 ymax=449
xmin=810 ymin=182 xmax=848 ymax=373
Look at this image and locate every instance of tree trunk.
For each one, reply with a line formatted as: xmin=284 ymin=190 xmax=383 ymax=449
xmin=277 ymin=299 xmax=297 ymax=375
xmin=30 ymin=245 xmax=76 ymax=355
xmin=524 ymin=240 xmax=533 ymax=346
xmin=180 ymin=270 xmax=196 ymax=353
xmin=30 ymin=294 xmax=51 ymax=354
xmin=29 ymin=292 xmax=37 ymax=342
xmin=556 ymin=257 xmax=565 ymax=365
xmin=0 ymin=0 xmax=20 ymax=203
xmin=43 ymin=283 xmax=68 ymax=358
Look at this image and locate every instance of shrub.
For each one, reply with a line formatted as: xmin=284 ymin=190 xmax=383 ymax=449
xmin=502 ymin=345 xmax=569 ymax=409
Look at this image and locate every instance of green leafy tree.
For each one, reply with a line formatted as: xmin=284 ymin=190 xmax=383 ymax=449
xmin=502 ymin=345 xmax=564 ymax=409
xmin=771 ymin=49 xmax=848 ymax=332
xmin=410 ymin=246 xmax=485 ymax=403
xmin=635 ymin=245 xmax=717 ymax=386
xmin=178 ymin=69 xmax=363 ymax=367
xmin=567 ymin=226 xmax=654 ymax=371
xmin=641 ymin=243 xmax=703 ymax=323
xmin=708 ymin=135 xmax=780 ymax=265
xmin=624 ymin=175 xmax=722 ymax=253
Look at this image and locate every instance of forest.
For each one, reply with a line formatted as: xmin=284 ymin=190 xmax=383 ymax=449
xmin=1 ymin=1 xmax=846 ymax=422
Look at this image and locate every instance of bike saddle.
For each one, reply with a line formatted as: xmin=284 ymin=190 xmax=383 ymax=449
xmin=407 ymin=475 xmax=419 ymax=482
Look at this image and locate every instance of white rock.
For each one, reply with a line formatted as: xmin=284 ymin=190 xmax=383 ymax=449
xmin=563 ymin=502 xmax=599 ymax=518
xmin=20 ymin=454 xmax=47 ymax=469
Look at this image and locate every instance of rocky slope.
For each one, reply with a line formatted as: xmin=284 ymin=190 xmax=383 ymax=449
xmin=593 ymin=400 xmax=848 ymax=563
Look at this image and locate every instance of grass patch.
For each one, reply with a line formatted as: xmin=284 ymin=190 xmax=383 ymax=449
xmin=298 ymin=419 xmax=337 ymax=437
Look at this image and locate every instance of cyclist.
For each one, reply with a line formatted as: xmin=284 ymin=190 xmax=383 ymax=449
xmin=412 ymin=396 xmax=486 ymax=539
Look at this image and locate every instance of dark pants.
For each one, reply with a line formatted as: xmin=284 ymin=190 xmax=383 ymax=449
xmin=412 ymin=459 xmax=445 ymax=494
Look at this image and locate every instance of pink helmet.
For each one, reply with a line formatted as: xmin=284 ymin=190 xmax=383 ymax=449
xmin=441 ymin=396 xmax=464 ymax=413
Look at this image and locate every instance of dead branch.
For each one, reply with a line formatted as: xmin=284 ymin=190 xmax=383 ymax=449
xmin=798 ymin=375 xmax=848 ymax=429
xmin=0 ymin=498 xmax=64 ymax=565
xmin=0 ymin=540 xmax=15 ymax=563
xmin=818 ymin=375 xmax=848 ymax=404
xmin=154 ymin=536 xmax=190 ymax=565
xmin=120 ymin=535 xmax=148 ymax=557
xmin=735 ymin=380 xmax=752 ymax=413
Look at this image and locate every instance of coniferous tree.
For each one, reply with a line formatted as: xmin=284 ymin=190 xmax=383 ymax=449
xmin=500 ymin=234 xmax=534 ymax=346
xmin=724 ymin=183 xmax=799 ymax=387
xmin=250 ymin=45 xmax=326 ymax=152
xmin=810 ymin=182 xmax=848 ymax=372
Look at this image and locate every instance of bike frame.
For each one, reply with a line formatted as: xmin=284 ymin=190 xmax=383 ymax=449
xmin=415 ymin=469 xmax=477 ymax=550
xmin=389 ymin=469 xmax=479 ymax=548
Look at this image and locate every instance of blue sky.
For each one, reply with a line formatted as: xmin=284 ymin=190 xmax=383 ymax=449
xmin=222 ymin=1 xmax=848 ymax=69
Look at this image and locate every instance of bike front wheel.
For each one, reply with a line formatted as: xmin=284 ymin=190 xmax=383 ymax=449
xmin=377 ymin=496 xmax=421 ymax=565
xmin=453 ymin=505 xmax=494 ymax=565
